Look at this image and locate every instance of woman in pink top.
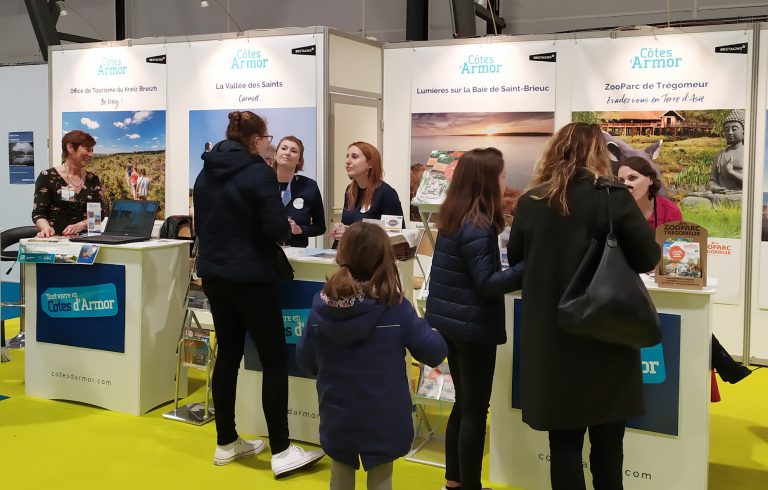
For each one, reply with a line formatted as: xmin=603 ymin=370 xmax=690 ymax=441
xmin=616 ymin=156 xmax=681 ymax=228
xmin=615 ymin=156 xmax=751 ymax=387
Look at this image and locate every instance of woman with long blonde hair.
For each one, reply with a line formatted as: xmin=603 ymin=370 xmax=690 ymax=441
xmin=508 ymin=123 xmax=660 ymax=489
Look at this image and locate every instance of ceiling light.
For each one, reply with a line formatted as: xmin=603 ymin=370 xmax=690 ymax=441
xmin=200 ymin=0 xmax=209 ymax=7
xmin=56 ymin=1 xmax=68 ymax=16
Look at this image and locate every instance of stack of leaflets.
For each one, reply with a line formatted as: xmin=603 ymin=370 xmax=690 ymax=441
xmin=187 ymin=282 xmax=209 ymax=310
xmin=415 ymin=362 xmax=455 ymax=402
xmin=660 ymin=237 xmax=702 ymax=278
xmin=411 ymin=150 xmax=464 ymax=206
xmin=182 ymin=326 xmax=212 ymax=366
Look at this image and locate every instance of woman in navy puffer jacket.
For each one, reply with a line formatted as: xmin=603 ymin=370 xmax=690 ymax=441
xmin=425 ymin=148 xmax=523 ymax=490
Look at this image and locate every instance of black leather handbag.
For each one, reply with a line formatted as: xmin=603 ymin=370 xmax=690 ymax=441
xmin=273 ymin=243 xmax=294 ymax=283
xmin=557 ymin=184 xmax=661 ymax=349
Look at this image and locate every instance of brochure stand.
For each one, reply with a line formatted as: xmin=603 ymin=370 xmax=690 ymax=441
xmin=163 ymin=306 xmax=216 ymax=425
xmin=407 ymin=361 xmax=454 ymax=468
xmin=164 ymin=244 xmax=216 ymax=425
xmin=413 ymin=203 xmax=440 ymax=316
xmin=406 ymin=202 xmax=454 ymax=467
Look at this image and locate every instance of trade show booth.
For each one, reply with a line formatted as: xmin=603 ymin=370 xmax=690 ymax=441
xmin=23 ymin=240 xmax=189 ymax=415
xmin=4 ymin=19 xmax=768 ymax=490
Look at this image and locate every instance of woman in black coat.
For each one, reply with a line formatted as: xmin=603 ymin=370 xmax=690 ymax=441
xmin=425 ymin=148 xmax=523 ymax=490
xmin=507 ymin=123 xmax=660 ymax=490
xmin=194 ymin=111 xmax=324 ymax=476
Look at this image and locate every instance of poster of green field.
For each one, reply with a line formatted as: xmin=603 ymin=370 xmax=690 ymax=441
xmin=62 ymin=110 xmax=166 ymax=219
xmin=573 ymin=109 xmax=744 ymax=238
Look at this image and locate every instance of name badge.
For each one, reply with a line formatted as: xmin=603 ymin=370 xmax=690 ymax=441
xmin=61 ymin=187 xmax=74 ymax=201
xmin=293 ymin=198 xmax=305 ymax=210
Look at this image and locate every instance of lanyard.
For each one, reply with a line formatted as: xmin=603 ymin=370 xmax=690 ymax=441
xmin=281 ymin=178 xmax=293 ymax=206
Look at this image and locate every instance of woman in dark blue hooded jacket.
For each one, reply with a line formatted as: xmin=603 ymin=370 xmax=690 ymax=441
xmin=425 ymin=148 xmax=523 ymax=490
xmin=298 ymin=222 xmax=447 ymax=490
xmin=194 ymin=110 xmax=324 ymax=476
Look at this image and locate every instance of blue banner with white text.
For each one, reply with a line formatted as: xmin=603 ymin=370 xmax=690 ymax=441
xmin=36 ymin=263 xmax=126 ymax=353
xmin=244 ymin=280 xmax=324 ymax=379
xmin=511 ymin=299 xmax=681 ymax=436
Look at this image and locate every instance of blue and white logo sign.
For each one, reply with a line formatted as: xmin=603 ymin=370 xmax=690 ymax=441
xmin=98 ymin=56 xmax=127 ymax=76
xmin=282 ymin=308 xmax=309 ymax=345
xmin=41 ymin=284 xmax=118 ymax=319
xmin=630 ymin=47 xmax=682 ymax=69
xmin=460 ymin=54 xmax=502 ymax=74
xmin=36 ymin=264 xmax=126 ymax=353
xmin=641 ymin=343 xmax=667 ymax=384
xmin=231 ymin=48 xmax=269 ymax=70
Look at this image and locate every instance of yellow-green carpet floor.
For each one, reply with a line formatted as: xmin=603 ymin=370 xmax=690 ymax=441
xmin=2 ymin=317 xmax=767 ymax=489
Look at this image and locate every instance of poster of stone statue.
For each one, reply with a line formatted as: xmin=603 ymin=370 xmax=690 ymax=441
xmin=572 ymin=109 xmax=744 ymax=239
xmin=571 ymin=30 xmax=750 ymax=305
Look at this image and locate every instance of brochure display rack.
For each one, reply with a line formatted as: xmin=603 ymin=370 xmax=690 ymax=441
xmin=407 ymin=361 xmax=454 ymax=468
xmin=164 ymin=246 xmax=217 ymax=425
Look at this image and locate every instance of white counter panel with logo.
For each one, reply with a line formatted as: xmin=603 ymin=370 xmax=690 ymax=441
xmin=24 ymin=240 xmax=189 ymax=415
xmin=234 ymin=249 xmax=414 ymax=444
xmin=490 ymin=280 xmax=715 ymax=489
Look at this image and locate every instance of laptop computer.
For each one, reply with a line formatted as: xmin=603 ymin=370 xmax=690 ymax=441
xmin=70 ymin=200 xmax=160 ymax=245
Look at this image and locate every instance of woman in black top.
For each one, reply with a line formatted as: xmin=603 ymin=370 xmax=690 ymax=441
xmin=331 ymin=141 xmax=404 ymax=246
xmin=274 ymin=136 xmax=326 ymax=247
xmin=32 ymin=130 xmax=108 ymax=237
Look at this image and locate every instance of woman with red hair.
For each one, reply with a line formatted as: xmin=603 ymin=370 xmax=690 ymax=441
xmin=331 ymin=142 xmax=404 ymax=246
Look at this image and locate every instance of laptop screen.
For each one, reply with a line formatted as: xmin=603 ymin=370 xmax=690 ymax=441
xmin=104 ymin=200 xmax=159 ymax=237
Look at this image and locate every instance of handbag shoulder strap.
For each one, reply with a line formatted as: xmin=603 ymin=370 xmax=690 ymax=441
xmin=595 ymin=180 xmax=619 ymax=245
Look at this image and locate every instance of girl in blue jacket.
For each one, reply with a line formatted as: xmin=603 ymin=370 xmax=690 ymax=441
xmin=298 ymin=222 xmax=447 ymax=490
xmin=425 ymin=148 xmax=523 ymax=490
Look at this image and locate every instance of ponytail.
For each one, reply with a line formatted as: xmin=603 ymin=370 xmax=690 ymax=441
xmin=322 ymin=222 xmax=403 ymax=307
xmin=323 ymin=264 xmax=366 ymax=301
xmin=225 ymin=110 xmax=267 ymax=150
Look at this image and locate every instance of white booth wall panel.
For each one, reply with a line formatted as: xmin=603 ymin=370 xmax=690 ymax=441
xmin=382 ymin=47 xmax=415 ymax=227
xmin=750 ymin=27 xmax=768 ymax=362
xmin=329 ymin=33 xmax=382 ymax=95
xmin=558 ymin=28 xmax=753 ymax=357
xmin=0 ymin=64 xmax=49 ymax=227
xmin=330 ymin=100 xmax=380 ymax=215
xmin=164 ymin=30 xmax=324 ymax=217
xmin=0 ymin=64 xmax=49 ymax=281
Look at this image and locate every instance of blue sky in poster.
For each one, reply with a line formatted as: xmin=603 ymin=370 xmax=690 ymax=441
xmin=62 ymin=111 xmax=166 ymax=154
xmin=188 ymin=107 xmax=317 ymax=188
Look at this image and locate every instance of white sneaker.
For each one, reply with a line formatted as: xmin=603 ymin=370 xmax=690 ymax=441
xmin=213 ymin=437 xmax=266 ymax=465
xmin=271 ymin=444 xmax=325 ymax=477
